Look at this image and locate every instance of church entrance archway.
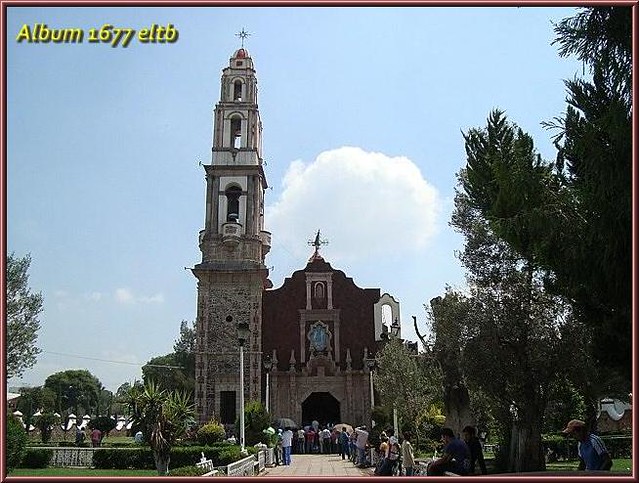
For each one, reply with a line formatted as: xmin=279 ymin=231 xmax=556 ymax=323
xmin=301 ymin=392 xmax=340 ymax=428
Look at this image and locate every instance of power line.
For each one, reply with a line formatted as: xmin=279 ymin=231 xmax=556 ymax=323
xmin=42 ymin=351 xmax=184 ymax=369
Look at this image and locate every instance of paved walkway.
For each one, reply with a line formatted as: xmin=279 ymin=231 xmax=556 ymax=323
xmin=261 ymin=454 xmax=375 ymax=477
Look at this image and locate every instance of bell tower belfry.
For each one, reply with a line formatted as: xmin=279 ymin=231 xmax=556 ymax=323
xmin=193 ymin=44 xmax=271 ymax=425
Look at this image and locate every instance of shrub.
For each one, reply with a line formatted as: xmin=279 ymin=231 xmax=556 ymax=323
xmin=33 ymin=413 xmax=58 ymax=443
xmin=18 ymin=448 xmax=53 ymax=468
xmin=169 ymin=465 xmax=207 ymax=476
xmin=91 ymin=445 xmax=245 ymax=469
xmin=92 ymin=448 xmax=155 ymax=469
xmin=601 ymin=435 xmax=632 ymax=459
xmin=88 ymin=416 xmax=117 ymax=439
xmin=241 ymin=400 xmax=271 ymax=446
xmin=6 ymin=414 xmax=28 ymax=472
xmin=197 ymin=420 xmax=227 ymax=445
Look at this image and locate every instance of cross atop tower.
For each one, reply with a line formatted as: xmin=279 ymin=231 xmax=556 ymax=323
xmin=308 ymin=230 xmax=329 ymax=261
xmin=236 ymin=28 xmax=251 ymax=48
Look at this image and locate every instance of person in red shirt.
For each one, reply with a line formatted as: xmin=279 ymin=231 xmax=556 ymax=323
xmin=305 ymin=428 xmax=316 ymax=454
xmin=91 ymin=427 xmax=102 ymax=447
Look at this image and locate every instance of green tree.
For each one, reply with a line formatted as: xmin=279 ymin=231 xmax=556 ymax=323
xmin=33 ymin=412 xmax=60 ymax=443
xmin=126 ymin=380 xmax=195 ymax=475
xmin=16 ymin=386 xmax=56 ymax=424
xmin=6 ymin=413 xmax=28 ymax=473
xmin=6 ymin=253 xmax=43 ymax=379
xmin=173 ymin=320 xmax=196 ymax=377
xmin=450 ymin=155 xmax=580 ymax=472
xmin=426 ymin=293 xmax=474 ymax=436
xmin=87 ymin=415 xmax=117 ymax=441
xmin=241 ymin=400 xmax=271 ymax=446
xmin=44 ymin=370 xmax=103 ymax=416
xmin=141 ymin=320 xmax=196 ymax=396
xmin=544 ymin=6 xmax=632 ymax=382
xmin=373 ymin=338 xmax=441 ymax=438
xmin=142 ymin=353 xmax=194 ymax=395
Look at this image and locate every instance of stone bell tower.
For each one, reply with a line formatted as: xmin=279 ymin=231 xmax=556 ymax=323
xmin=192 ymin=44 xmax=271 ymax=425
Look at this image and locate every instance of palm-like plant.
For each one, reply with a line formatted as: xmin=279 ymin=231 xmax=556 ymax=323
xmin=127 ymin=380 xmax=195 ymax=475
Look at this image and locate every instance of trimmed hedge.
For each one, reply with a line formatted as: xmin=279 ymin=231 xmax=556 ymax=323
xmin=93 ymin=448 xmax=155 ymax=469
xmin=92 ymin=445 xmax=244 ymax=469
xmin=18 ymin=448 xmax=53 ymax=468
xmin=169 ymin=465 xmax=208 ymax=476
xmin=601 ymin=435 xmax=632 ymax=459
xmin=542 ymin=433 xmax=632 ymax=461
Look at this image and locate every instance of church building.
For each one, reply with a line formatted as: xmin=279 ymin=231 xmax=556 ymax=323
xmin=193 ymin=46 xmax=401 ymax=430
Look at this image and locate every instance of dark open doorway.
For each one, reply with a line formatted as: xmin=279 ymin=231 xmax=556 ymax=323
xmin=301 ymin=392 xmax=340 ymax=428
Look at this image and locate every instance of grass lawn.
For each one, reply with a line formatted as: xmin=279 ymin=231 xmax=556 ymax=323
xmin=9 ymin=468 xmax=158 ymax=477
xmin=546 ymin=458 xmax=632 ymax=473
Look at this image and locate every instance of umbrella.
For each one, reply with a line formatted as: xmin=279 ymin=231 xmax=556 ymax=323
xmin=274 ymin=418 xmax=298 ymax=430
xmin=334 ymin=423 xmax=353 ymax=433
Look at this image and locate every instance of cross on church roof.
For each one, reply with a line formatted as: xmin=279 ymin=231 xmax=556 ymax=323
xmin=308 ymin=230 xmax=329 ymax=262
xmin=236 ymin=28 xmax=251 ymax=48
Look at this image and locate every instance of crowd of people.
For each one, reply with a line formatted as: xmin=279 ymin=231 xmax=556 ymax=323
xmin=271 ymin=417 xmax=611 ymax=475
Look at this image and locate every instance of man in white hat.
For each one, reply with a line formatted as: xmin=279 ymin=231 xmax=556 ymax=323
xmin=562 ymin=419 xmax=612 ymax=471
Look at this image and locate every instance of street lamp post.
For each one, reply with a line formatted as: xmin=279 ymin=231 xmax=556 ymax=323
xmin=365 ymin=358 xmax=376 ymax=409
xmin=235 ymin=316 xmax=250 ymax=454
xmin=263 ymin=355 xmax=273 ymax=414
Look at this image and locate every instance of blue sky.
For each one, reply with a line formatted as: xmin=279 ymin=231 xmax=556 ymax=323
xmin=6 ymin=6 xmax=584 ymax=392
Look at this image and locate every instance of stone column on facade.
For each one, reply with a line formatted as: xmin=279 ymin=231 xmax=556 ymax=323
xmin=306 ymin=279 xmax=312 ymax=309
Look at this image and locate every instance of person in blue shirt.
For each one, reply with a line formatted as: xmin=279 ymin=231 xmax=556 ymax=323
xmin=427 ymin=427 xmax=470 ymax=476
xmin=562 ymin=419 xmax=612 ymax=471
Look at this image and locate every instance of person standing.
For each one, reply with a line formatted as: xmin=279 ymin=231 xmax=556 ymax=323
xmin=297 ymin=428 xmax=306 ymax=454
xmin=374 ymin=432 xmax=389 ymax=475
xmin=354 ymin=425 xmax=369 ymax=467
xmin=402 ymin=431 xmax=415 ymax=476
xmin=90 ymin=427 xmax=102 ymax=447
xmin=282 ymin=427 xmax=294 ymax=466
xmin=75 ymin=424 xmax=86 ymax=446
xmin=321 ymin=427 xmax=331 ymax=454
xmin=427 ymin=427 xmax=470 ymax=476
xmin=462 ymin=426 xmax=487 ymax=475
xmin=275 ymin=429 xmax=283 ymax=466
xmin=562 ymin=419 xmax=612 ymax=471
xmin=305 ymin=427 xmax=315 ymax=454
xmin=339 ymin=427 xmax=350 ymax=460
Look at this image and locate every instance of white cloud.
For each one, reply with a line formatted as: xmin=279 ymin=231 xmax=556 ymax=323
xmin=115 ymin=288 xmax=134 ymax=304
xmin=114 ymin=288 xmax=164 ymax=305
xmin=85 ymin=292 xmax=103 ymax=302
xmin=266 ymin=146 xmax=441 ymax=262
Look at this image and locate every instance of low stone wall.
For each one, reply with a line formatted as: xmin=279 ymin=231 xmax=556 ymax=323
xmin=224 ymin=455 xmax=256 ymax=476
xmin=36 ymin=447 xmax=97 ymax=467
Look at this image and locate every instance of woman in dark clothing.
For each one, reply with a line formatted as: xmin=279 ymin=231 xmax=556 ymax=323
xmin=462 ymin=426 xmax=487 ymax=475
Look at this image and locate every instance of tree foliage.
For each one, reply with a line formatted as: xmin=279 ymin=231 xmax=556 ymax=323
xmin=241 ymin=400 xmax=271 ymax=446
xmin=373 ymin=338 xmax=441 ymax=436
xmin=142 ymin=320 xmax=196 ymax=396
xmin=450 ymin=113 xmax=583 ymax=471
xmin=6 ymin=253 xmax=43 ymax=379
xmin=544 ymin=7 xmax=632 ymax=381
xmin=6 ymin=414 xmax=28 ymax=472
xmin=43 ymin=369 xmax=104 ymax=416
xmin=16 ymin=386 xmax=56 ymax=422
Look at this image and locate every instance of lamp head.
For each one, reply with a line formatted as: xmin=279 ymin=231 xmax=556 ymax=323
xmin=263 ymin=355 xmax=273 ymax=371
xmin=390 ymin=318 xmax=400 ymax=338
xmin=237 ymin=320 xmax=249 ymax=346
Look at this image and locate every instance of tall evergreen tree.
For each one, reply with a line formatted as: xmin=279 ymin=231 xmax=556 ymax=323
xmin=6 ymin=253 xmax=43 ymax=379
